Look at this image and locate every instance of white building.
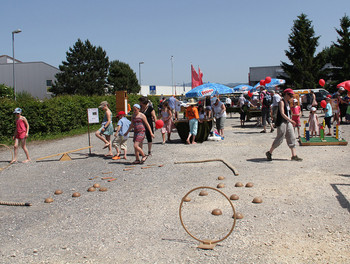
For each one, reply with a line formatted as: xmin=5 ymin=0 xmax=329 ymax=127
xmin=0 ymin=55 xmax=59 ymax=99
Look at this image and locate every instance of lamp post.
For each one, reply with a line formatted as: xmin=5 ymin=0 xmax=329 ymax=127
xmin=139 ymin=62 xmax=144 ymax=95
xmin=171 ymin=56 xmax=174 ymax=95
xmin=12 ymin=29 xmax=22 ymax=101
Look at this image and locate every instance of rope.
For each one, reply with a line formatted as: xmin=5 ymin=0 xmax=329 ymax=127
xmin=0 ymin=201 xmax=32 ymax=206
xmin=174 ymin=159 xmax=239 ymax=176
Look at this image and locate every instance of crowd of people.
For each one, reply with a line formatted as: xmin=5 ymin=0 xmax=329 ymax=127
xmin=9 ymin=87 xmax=350 ymax=164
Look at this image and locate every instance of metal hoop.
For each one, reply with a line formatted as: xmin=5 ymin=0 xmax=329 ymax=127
xmin=0 ymin=144 xmax=14 ymax=171
xmin=179 ymin=186 xmax=236 ymax=244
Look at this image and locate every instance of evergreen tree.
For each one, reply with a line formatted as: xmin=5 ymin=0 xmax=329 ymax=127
xmin=52 ymin=39 xmax=109 ymax=95
xmin=280 ymin=14 xmax=322 ymax=89
xmin=107 ymin=60 xmax=140 ymax=94
xmin=331 ymin=14 xmax=350 ymax=85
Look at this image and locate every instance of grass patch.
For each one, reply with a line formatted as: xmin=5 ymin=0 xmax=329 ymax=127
xmin=0 ymin=124 xmax=101 ymax=146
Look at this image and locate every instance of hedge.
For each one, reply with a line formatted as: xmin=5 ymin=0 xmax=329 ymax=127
xmin=0 ymin=94 xmax=159 ymax=143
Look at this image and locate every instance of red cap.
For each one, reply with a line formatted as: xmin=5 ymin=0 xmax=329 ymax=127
xmin=283 ymin=88 xmax=294 ymax=94
xmin=117 ymin=111 xmax=126 ymax=116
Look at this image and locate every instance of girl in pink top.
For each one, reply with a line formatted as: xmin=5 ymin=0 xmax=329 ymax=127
xmin=291 ymin=99 xmax=301 ymax=138
xmin=11 ymin=108 xmax=30 ymax=163
xmin=308 ymin=107 xmax=319 ymax=137
xmin=159 ymin=101 xmax=173 ymax=144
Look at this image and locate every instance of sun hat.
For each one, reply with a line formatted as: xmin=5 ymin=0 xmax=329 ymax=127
xmin=99 ymin=101 xmax=108 ymax=108
xmin=211 ymin=97 xmax=218 ymax=104
xmin=311 ymin=107 xmax=316 ymax=112
xmin=187 ymin=98 xmax=197 ymax=105
xmin=13 ymin=107 xmax=22 ymax=114
xmin=133 ymin=104 xmax=141 ymax=109
xmin=283 ymin=88 xmax=294 ymax=95
xmin=117 ymin=111 xmax=126 ymax=116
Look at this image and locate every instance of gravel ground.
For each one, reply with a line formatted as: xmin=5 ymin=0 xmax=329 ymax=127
xmin=0 ymin=112 xmax=349 ymax=264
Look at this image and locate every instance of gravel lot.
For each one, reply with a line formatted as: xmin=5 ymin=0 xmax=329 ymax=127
xmin=0 ymin=112 xmax=349 ymax=264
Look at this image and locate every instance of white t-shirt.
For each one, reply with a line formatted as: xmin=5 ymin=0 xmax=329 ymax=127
xmin=212 ymin=101 xmax=226 ymax=118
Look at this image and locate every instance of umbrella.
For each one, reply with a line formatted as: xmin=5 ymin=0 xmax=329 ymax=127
xmin=254 ymin=78 xmax=285 ymax=89
xmin=232 ymin=84 xmax=253 ymax=92
xmin=185 ymin=83 xmax=234 ymax=98
xmin=337 ymin=80 xmax=350 ymax=92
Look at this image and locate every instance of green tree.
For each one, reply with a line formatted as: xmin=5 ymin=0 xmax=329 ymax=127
xmin=331 ymin=14 xmax=350 ymax=85
xmin=107 ymin=60 xmax=140 ymax=94
xmin=280 ymin=14 xmax=323 ymax=89
xmin=52 ymin=39 xmax=109 ymax=95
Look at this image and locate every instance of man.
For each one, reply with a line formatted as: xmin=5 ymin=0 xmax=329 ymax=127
xmin=270 ymin=90 xmax=281 ymax=126
xmin=225 ymin=97 xmax=232 ymax=117
xmin=259 ymin=86 xmax=274 ymax=133
xmin=167 ymin=95 xmax=179 ymax=120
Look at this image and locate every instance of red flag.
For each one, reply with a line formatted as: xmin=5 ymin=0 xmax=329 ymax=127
xmin=191 ymin=64 xmax=200 ymax=89
xmin=198 ymin=66 xmax=203 ymax=85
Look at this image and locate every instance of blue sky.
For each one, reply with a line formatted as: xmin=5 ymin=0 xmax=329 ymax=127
xmin=1 ymin=0 xmax=348 ymax=86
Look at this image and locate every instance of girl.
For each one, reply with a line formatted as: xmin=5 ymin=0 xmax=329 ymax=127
xmin=10 ymin=108 xmax=30 ymax=163
xmin=159 ymin=101 xmax=173 ymax=144
xmin=198 ymin=105 xmax=205 ymax=121
xmin=125 ymin=104 xmax=154 ymax=164
xmin=95 ymin=101 xmax=114 ymax=157
xmin=139 ymin=96 xmax=157 ymax=156
xmin=291 ymin=98 xmax=301 ymax=138
xmin=308 ymin=107 xmax=319 ymax=137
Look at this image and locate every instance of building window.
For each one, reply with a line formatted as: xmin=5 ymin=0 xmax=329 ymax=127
xmin=46 ymin=80 xmax=53 ymax=86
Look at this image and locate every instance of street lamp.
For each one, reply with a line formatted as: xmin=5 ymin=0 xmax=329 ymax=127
xmin=12 ymin=29 xmax=22 ymax=101
xmin=139 ymin=62 xmax=144 ymax=95
xmin=171 ymin=56 xmax=174 ymax=95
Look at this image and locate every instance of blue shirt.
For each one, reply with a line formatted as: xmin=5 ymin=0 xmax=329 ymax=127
xmin=325 ymin=103 xmax=332 ymax=117
xmin=117 ymin=117 xmax=131 ymax=138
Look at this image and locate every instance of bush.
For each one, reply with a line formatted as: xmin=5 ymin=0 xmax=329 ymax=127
xmin=0 ymin=93 xmax=159 ymax=143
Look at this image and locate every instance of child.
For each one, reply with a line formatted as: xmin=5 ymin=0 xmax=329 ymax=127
xmin=308 ymin=107 xmax=319 ymax=137
xmin=112 ymin=111 xmax=131 ymax=160
xmin=11 ymin=108 xmax=30 ymax=163
xmin=198 ymin=105 xmax=205 ymax=122
xmin=240 ymin=99 xmax=250 ymax=127
xmin=159 ymin=101 xmax=173 ymax=144
xmin=95 ymin=101 xmax=114 ymax=157
xmin=346 ymin=97 xmax=350 ymax=124
xmin=324 ymin=97 xmax=333 ymax=135
xmin=291 ymin=98 xmax=301 ymax=138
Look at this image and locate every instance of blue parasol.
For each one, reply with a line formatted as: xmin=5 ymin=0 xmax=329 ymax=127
xmin=232 ymin=84 xmax=253 ymax=92
xmin=254 ymin=78 xmax=285 ymax=89
xmin=185 ymin=83 xmax=234 ymax=98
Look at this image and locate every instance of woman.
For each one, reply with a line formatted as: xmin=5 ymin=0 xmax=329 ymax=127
xmin=125 ymin=104 xmax=154 ymax=164
xmin=139 ymin=96 xmax=157 ymax=156
xmin=211 ymin=97 xmax=226 ymax=138
xmin=95 ymin=101 xmax=114 ymax=157
xmin=185 ymin=98 xmax=199 ymax=144
xmin=265 ymin=89 xmax=302 ymax=161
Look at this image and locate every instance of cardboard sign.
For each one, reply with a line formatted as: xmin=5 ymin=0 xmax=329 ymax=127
xmin=87 ymin=108 xmax=99 ymax=124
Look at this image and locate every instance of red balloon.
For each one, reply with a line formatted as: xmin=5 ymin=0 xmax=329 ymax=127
xmin=265 ymin=76 xmax=271 ymax=84
xmin=319 ymin=79 xmax=325 ymax=87
xmin=320 ymin=100 xmax=327 ymax=108
xmin=155 ymin=120 xmax=164 ymax=129
xmin=260 ymin=80 xmax=265 ymax=86
xmin=248 ymin=91 xmax=253 ymax=97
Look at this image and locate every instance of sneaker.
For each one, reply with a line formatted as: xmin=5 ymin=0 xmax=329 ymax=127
xmin=291 ymin=155 xmax=303 ymax=161
xmin=112 ymin=155 xmax=121 ymax=160
xmin=265 ymin=151 xmax=272 ymax=161
xmin=260 ymin=130 xmax=266 ymax=133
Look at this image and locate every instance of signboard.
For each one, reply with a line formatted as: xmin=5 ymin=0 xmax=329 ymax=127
xmin=87 ymin=108 xmax=99 ymax=124
xmin=150 ymin=85 xmax=156 ymax=95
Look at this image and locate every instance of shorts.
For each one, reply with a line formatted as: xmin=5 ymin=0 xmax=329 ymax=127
xmin=112 ymin=135 xmax=128 ymax=150
xmin=346 ymin=113 xmax=350 ymax=121
xmin=240 ymin=112 xmax=246 ymax=121
xmin=189 ymin=118 xmax=198 ymax=136
xmin=325 ymin=116 xmax=332 ymax=128
xmin=216 ymin=116 xmax=226 ymax=130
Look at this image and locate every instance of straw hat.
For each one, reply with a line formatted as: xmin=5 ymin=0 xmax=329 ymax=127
xmin=187 ymin=98 xmax=197 ymax=105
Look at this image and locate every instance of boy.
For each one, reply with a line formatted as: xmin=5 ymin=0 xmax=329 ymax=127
xmin=112 ymin=111 xmax=131 ymax=160
xmin=324 ymin=97 xmax=333 ymax=135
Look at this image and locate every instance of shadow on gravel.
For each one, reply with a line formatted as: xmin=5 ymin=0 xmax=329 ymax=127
xmin=233 ymin=131 xmax=262 ymax=134
xmin=337 ymin=174 xmax=350 ymax=177
xmin=330 ymin=183 xmax=350 ymax=213
xmin=247 ymin=158 xmax=289 ymax=163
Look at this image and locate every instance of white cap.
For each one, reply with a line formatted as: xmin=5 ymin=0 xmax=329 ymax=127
xmin=311 ymin=107 xmax=316 ymax=112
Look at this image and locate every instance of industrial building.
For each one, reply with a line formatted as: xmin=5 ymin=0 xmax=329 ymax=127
xmin=0 ymin=55 xmax=59 ymax=99
xmin=249 ymin=65 xmax=286 ymax=85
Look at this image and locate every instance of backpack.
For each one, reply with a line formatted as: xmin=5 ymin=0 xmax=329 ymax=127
xmin=263 ymin=92 xmax=272 ymax=107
